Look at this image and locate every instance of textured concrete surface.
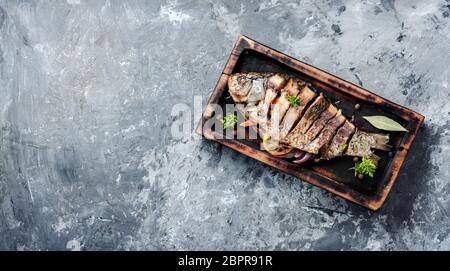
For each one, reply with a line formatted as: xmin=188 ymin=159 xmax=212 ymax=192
xmin=0 ymin=0 xmax=449 ymax=251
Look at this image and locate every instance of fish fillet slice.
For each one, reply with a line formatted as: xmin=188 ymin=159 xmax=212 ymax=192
xmin=258 ymin=75 xmax=287 ymax=117
xmin=290 ymin=93 xmax=329 ymax=135
xmin=226 ymin=72 xmax=392 ymax=163
xmin=346 ymin=129 xmax=392 ymax=162
xmin=303 ymin=104 xmax=338 ymax=144
xmin=254 ymin=74 xmax=288 ymax=136
xmin=269 ymin=78 xmax=299 ymax=129
xmin=279 ymin=85 xmax=316 ymax=139
xmin=283 ymin=96 xmax=332 ymax=150
xmin=320 ymin=120 xmax=355 ymax=160
xmin=305 ymin=110 xmax=346 ymax=154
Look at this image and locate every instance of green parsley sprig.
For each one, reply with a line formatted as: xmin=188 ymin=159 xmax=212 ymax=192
xmin=286 ymin=95 xmax=300 ymax=107
xmin=221 ymin=114 xmax=238 ymax=129
xmin=350 ymin=158 xmax=377 ymax=178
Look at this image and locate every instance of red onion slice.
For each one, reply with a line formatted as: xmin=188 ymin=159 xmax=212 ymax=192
xmin=294 ymin=150 xmax=305 ymax=158
xmin=292 ymin=153 xmax=312 ymax=164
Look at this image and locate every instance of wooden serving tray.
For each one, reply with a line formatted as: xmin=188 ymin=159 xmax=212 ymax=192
xmin=196 ymin=35 xmax=424 ymax=211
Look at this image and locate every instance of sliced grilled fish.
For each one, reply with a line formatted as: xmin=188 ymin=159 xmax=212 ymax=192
xmin=227 ymin=73 xmax=391 ymax=164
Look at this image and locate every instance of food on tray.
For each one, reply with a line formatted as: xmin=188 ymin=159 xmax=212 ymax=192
xmin=227 ymin=72 xmax=394 ymax=176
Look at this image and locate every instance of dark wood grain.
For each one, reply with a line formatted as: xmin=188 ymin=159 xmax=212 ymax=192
xmin=196 ymin=35 xmax=425 ymax=211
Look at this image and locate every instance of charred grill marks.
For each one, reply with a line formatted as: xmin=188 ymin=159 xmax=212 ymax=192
xmin=282 ymin=94 xmax=330 ymax=149
xmin=320 ymin=120 xmax=356 ymax=160
xmin=306 ymin=110 xmax=346 ymax=154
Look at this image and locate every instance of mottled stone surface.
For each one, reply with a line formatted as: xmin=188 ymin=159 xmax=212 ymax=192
xmin=0 ymin=0 xmax=449 ymax=251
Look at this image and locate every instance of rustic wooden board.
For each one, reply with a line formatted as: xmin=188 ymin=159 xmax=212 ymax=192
xmin=196 ymin=35 xmax=424 ymax=211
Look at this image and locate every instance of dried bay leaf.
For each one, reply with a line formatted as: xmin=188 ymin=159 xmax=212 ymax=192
xmin=363 ymin=116 xmax=407 ymax=132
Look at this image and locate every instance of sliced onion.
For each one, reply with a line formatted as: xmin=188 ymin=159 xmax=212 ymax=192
xmin=294 ymin=150 xmax=305 ymax=158
xmin=292 ymin=153 xmax=312 ymax=164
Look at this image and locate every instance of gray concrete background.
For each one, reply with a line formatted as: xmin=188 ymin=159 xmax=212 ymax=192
xmin=0 ymin=0 xmax=449 ymax=250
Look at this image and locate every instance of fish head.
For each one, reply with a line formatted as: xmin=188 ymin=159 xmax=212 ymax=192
xmin=228 ymin=72 xmax=268 ymax=103
xmin=228 ymin=73 xmax=254 ymax=103
xmin=228 ymin=72 xmax=287 ymax=104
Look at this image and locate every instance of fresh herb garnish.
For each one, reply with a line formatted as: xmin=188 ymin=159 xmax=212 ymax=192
xmin=221 ymin=114 xmax=238 ymax=129
xmin=339 ymin=143 xmax=348 ymax=151
xmin=350 ymin=158 xmax=377 ymax=178
xmin=286 ymin=95 xmax=300 ymax=107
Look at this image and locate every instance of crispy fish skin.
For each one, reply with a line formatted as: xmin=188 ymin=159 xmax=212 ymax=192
xmin=279 ymin=84 xmax=315 ymax=139
xmin=266 ymin=74 xmax=288 ymax=91
xmin=292 ymin=94 xmax=329 ymax=134
xmin=320 ymin=120 xmax=355 ymax=160
xmin=284 ymin=104 xmax=337 ymax=151
xmin=305 ymin=110 xmax=346 ymax=154
xmin=284 ymin=78 xmax=303 ymax=97
xmin=303 ymin=104 xmax=338 ymax=144
xmin=282 ymin=94 xmax=330 ymax=149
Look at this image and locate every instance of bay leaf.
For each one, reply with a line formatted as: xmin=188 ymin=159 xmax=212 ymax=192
xmin=363 ymin=116 xmax=407 ymax=132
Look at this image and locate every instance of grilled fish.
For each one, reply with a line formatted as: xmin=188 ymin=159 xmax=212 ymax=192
xmin=227 ymin=72 xmax=391 ymax=164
